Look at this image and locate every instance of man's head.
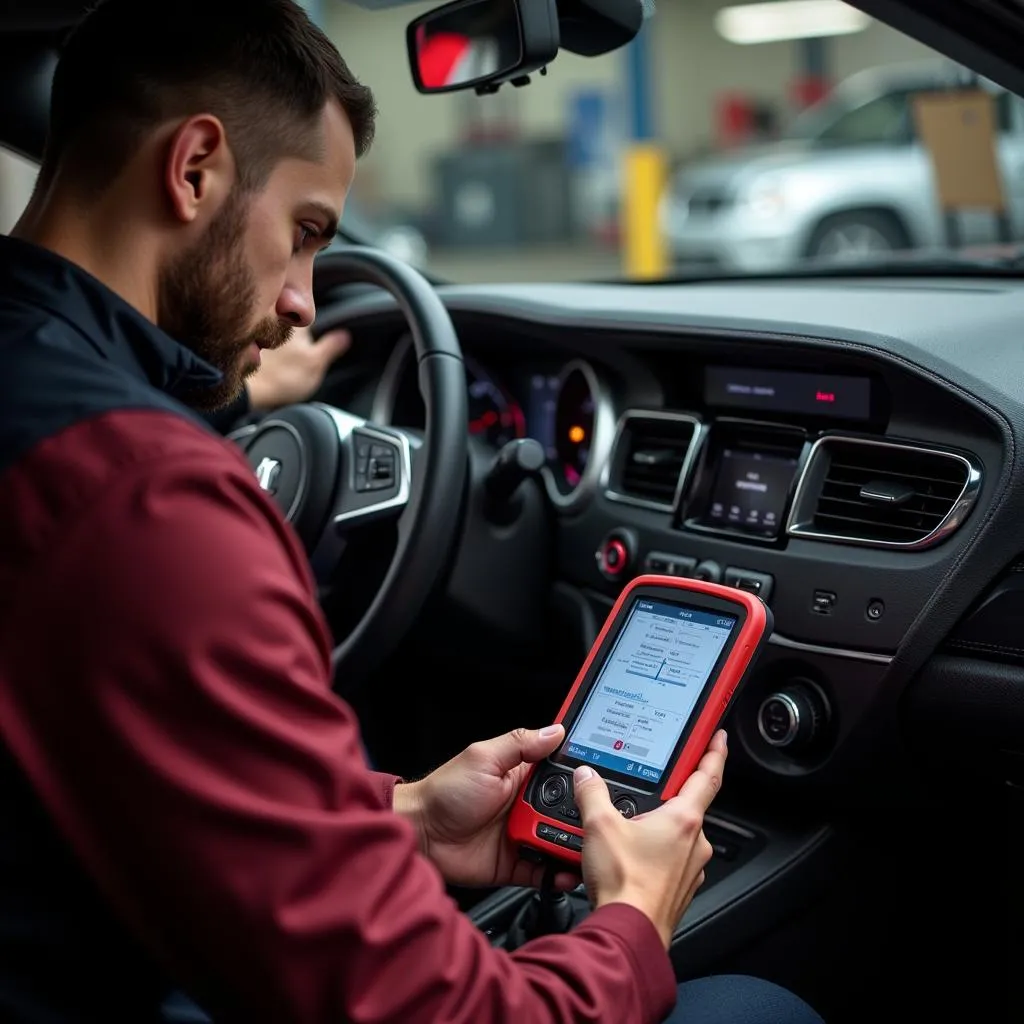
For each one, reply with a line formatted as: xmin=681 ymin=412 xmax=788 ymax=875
xmin=30 ymin=0 xmax=376 ymax=408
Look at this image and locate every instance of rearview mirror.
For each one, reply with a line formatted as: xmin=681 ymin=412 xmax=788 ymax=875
xmin=407 ymin=0 xmax=560 ymax=95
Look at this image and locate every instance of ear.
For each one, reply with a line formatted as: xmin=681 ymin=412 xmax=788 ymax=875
xmin=162 ymin=114 xmax=233 ymax=225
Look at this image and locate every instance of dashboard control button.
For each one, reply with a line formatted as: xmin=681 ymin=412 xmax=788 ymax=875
xmin=866 ymin=598 xmax=885 ymax=621
xmin=613 ymin=796 xmax=638 ymax=819
xmin=644 ymin=551 xmax=698 ymax=577
xmin=668 ymin=555 xmax=697 ymax=577
xmin=596 ymin=529 xmax=637 ymax=580
xmin=757 ymin=681 xmax=829 ymax=752
xmin=692 ymin=560 xmax=722 ymax=583
xmin=645 ymin=553 xmax=670 ymax=574
xmin=724 ymin=567 xmax=774 ymax=602
xmin=812 ymin=589 xmax=837 ymax=615
xmin=603 ymin=539 xmax=627 ymax=572
xmin=540 ymin=774 xmax=568 ymax=807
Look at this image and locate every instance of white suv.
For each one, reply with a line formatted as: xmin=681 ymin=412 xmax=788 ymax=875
xmin=659 ymin=60 xmax=1024 ymax=271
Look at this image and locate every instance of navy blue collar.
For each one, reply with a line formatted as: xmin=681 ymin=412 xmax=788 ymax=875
xmin=0 ymin=233 xmax=222 ymax=396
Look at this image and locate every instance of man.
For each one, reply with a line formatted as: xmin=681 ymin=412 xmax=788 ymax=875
xmin=0 ymin=1 xmax=825 ymax=1022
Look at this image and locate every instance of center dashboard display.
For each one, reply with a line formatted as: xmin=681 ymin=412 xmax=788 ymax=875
xmin=563 ymin=598 xmax=737 ymax=787
xmin=704 ymin=448 xmax=798 ymax=538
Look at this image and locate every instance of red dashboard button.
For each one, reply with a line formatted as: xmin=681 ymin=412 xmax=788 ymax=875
xmin=602 ymin=539 xmax=629 ymax=575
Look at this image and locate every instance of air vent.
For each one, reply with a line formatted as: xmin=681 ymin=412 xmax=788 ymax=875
xmin=787 ymin=437 xmax=981 ymax=549
xmin=605 ymin=412 xmax=701 ymax=511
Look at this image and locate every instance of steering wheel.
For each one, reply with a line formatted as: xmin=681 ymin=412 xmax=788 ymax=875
xmin=230 ymin=246 xmax=468 ymax=693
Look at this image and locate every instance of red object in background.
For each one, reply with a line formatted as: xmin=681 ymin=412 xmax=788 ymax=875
xmin=716 ymin=92 xmax=754 ymax=148
xmin=790 ymin=75 xmax=832 ymax=110
xmin=416 ymin=27 xmax=472 ymax=89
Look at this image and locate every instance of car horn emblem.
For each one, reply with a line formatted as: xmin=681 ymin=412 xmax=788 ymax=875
xmin=254 ymin=456 xmax=282 ymax=495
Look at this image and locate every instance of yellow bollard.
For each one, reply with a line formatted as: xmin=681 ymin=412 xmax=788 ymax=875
xmin=621 ymin=143 xmax=668 ymax=280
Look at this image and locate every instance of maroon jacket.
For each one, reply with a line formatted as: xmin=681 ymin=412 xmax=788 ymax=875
xmin=0 ymin=235 xmax=677 ymax=1022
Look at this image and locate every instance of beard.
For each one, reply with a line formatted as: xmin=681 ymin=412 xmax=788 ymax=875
xmin=157 ymin=186 xmax=292 ymax=411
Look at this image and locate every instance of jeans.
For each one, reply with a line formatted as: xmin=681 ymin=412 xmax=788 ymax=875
xmin=164 ymin=974 xmax=826 ymax=1023
xmin=665 ymin=974 xmax=826 ymax=1024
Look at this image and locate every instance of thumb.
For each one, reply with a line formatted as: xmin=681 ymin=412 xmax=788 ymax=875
xmin=572 ymin=765 xmax=613 ymax=824
xmin=314 ymin=328 xmax=352 ymax=365
xmin=480 ymin=724 xmax=564 ymax=774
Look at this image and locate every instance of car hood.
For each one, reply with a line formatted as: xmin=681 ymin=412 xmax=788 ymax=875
xmin=672 ymin=140 xmax=821 ymax=194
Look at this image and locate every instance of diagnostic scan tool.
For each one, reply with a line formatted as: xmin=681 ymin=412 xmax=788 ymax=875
xmin=508 ymin=575 xmax=772 ymax=865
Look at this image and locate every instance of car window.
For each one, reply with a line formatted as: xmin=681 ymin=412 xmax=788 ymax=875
xmin=815 ymin=91 xmax=913 ymax=145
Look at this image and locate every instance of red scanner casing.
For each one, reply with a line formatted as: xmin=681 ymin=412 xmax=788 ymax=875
xmin=507 ymin=574 xmax=772 ymax=866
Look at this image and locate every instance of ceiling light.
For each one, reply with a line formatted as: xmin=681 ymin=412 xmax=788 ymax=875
xmin=715 ymin=1 xmax=871 ymax=45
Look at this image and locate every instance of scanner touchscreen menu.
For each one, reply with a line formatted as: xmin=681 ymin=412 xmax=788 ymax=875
xmin=563 ymin=599 xmax=737 ymax=785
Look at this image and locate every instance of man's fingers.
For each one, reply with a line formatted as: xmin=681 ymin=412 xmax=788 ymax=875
xmin=673 ymin=731 xmax=728 ymax=815
xmin=314 ymin=328 xmax=352 ymax=366
xmin=473 ymin=724 xmax=565 ymax=775
xmin=572 ymin=765 xmax=614 ymax=827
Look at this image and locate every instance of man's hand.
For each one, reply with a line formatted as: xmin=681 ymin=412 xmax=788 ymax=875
xmin=394 ymin=725 xmax=579 ymax=890
xmin=247 ymin=325 xmax=352 ymax=411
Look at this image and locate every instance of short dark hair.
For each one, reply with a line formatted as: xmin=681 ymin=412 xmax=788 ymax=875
xmin=42 ymin=0 xmax=376 ymax=197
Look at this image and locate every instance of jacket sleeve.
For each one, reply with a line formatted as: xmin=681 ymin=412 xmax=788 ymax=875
xmin=0 ymin=437 xmax=677 ymax=1024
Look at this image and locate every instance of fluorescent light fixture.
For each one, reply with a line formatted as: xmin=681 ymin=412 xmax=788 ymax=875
xmin=715 ymin=1 xmax=871 ymax=45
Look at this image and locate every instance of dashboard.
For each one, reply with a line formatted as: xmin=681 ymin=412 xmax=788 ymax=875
xmin=318 ymin=274 xmax=1024 ymax=795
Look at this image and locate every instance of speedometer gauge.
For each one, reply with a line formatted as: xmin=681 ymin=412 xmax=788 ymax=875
xmin=553 ymin=363 xmax=597 ymax=494
xmin=465 ymin=356 xmax=526 ymax=448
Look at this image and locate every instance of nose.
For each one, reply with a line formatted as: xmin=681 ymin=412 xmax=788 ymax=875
xmin=276 ymin=279 xmax=316 ymax=329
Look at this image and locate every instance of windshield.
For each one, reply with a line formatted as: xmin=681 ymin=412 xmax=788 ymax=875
xmin=323 ymin=0 xmax=1024 ymax=282
xmin=2 ymin=0 xmax=1020 ymax=283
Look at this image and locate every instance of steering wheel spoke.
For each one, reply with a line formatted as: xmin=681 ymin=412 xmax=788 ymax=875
xmin=318 ymin=406 xmax=412 ymax=528
xmin=230 ymin=245 xmax=467 ymax=693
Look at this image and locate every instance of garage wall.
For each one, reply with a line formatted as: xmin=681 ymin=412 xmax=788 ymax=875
xmin=324 ymin=0 xmax=936 ymax=211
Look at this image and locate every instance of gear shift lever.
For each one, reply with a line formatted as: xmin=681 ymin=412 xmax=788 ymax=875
xmin=504 ymin=864 xmax=581 ymax=951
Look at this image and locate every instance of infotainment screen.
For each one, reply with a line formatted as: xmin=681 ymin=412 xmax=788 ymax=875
xmin=705 ymin=366 xmax=871 ymax=421
xmin=563 ymin=598 xmax=737 ymax=787
xmin=704 ymin=448 xmax=797 ymax=537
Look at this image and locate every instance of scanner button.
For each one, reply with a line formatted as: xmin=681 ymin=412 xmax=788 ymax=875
xmin=560 ymin=802 xmax=580 ymax=820
xmin=540 ymin=774 xmax=568 ymax=807
xmin=536 ymin=823 xmax=560 ymax=841
xmin=613 ymin=796 xmax=638 ymax=819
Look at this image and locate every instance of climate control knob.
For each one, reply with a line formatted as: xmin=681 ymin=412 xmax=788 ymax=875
xmin=757 ymin=680 xmax=829 ymax=751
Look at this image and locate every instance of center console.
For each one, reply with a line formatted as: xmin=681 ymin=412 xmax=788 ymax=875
xmin=469 ymin=803 xmax=837 ymax=975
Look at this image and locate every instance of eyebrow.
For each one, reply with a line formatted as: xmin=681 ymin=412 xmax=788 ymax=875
xmin=306 ymin=201 xmax=340 ymax=241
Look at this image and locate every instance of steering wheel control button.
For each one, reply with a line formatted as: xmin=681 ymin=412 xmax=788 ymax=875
xmin=724 ymin=567 xmax=774 ymax=603
xmin=596 ymin=529 xmax=636 ymax=580
xmin=812 ymin=589 xmax=837 ymax=615
xmin=353 ymin=433 xmax=399 ymax=493
xmin=539 ymin=773 xmax=568 ymax=807
xmin=613 ymin=796 xmax=638 ymax=819
xmin=866 ymin=598 xmax=885 ymax=621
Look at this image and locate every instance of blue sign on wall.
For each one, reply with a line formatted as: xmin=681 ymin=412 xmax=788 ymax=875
xmin=567 ymin=90 xmax=611 ymax=170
